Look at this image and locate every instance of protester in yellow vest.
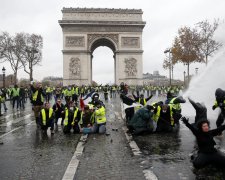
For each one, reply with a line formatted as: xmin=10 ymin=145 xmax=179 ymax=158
xmin=63 ymin=101 xmax=80 ymax=134
xmin=40 ymin=102 xmax=54 ymax=134
xmin=132 ymin=93 xmax=153 ymax=111
xmin=11 ymin=84 xmax=20 ymax=109
xmin=155 ymin=104 xmax=174 ymax=132
xmin=45 ymin=86 xmax=51 ymax=102
xmin=92 ymin=101 xmax=107 ymax=134
xmin=64 ymin=86 xmax=73 ymax=103
xmin=168 ymin=96 xmax=186 ymax=125
xmin=30 ymin=82 xmax=45 ymax=127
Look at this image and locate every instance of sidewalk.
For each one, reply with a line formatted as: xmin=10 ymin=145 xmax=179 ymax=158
xmin=74 ymin=100 xmax=146 ymax=180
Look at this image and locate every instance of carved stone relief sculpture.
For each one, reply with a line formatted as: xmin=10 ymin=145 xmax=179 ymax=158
xmin=69 ymin=57 xmax=81 ymax=78
xmin=121 ymin=37 xmax=140 ymax=48
xmin=65 ymin=36 xmax=85 ymax=47
xmin=124 ymin=58 xmax=137 ymax=77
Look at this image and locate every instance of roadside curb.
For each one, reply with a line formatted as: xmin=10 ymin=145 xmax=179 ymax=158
xmin=120 ymin=103 xmax=158 ymax=180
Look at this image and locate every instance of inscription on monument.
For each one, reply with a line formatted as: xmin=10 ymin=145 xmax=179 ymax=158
xmin=63 ymin=12 xmax=142 ymax=22
xmin=66 ymin=36 xmax=85 ymax=47
xmin=124 ymin=58 xmax=137 ymax=77
xmin=69 ymin=57 xmax=81 ymax=78
xmin=121 ymin=37 xmax=140 ymax=48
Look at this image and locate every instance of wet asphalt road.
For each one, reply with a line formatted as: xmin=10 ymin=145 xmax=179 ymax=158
xmin=0 ymin=97 xmax=225 ymax=180
xmin=134 ymin=97 xmax=225 ymax=180
xmin=0 ymin=100 xmax=80 ymax=180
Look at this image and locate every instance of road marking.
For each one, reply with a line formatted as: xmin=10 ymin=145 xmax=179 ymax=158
xmin=143 ymin=170 xmax=158 ymax=180
xmin=0 ymin=126 xmax=23 ymax=139
xmin=122 ymin=127 xmax=141 ymax=156
xmin=0 ymin=109 xmax=32 ymax=120
xmin=62 ymin=134 xmax=88 ymax=180
xmin=0 ymin=114 xmax=32 ymax=127
xmin=0 ymin=115 xmax=34 ymax=139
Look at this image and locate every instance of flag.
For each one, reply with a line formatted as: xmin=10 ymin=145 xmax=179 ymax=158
xmin=120 ymin=94 xmax=142 ymax=109
xmin=80 ymin=98 xmax=85 ymax=110
xmin=120 ymin=94 xmax=143 ymax=119
xmin=80 ymin=90 xmax=96 ymax=108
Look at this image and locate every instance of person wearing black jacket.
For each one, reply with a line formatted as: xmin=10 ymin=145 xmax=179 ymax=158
xmin=120 ymin=94 xmax=136 ymax=125
xmin=181 ymin=117 xmax=225 ymax=169
xmin=52 ymin=98 xmax=65 ymax=126
xmin=132 ymin=93 xmax=153 ymax=106
xmin=188 ymin=97 xmax=207 ymax=124
xmin=0 ymin=88 xmax=8 ymax=112
xmin=212 ymin=88 xmax=225 ymax=128
xmin=30 ymin=82 xmax=46 ymax=126
xmin=19 ymin=85 xmax=26 ymax=109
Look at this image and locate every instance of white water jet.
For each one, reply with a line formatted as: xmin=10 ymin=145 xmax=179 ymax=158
xmin=182 ymin=50 xmax=225 ymax=123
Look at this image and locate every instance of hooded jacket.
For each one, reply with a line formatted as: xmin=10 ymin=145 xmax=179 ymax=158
xmin=189 ymin=98 xmax=207 ymax=124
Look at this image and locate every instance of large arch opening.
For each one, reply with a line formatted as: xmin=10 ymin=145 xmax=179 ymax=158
xmin=90 ymin=38 xmax=116 ymax=85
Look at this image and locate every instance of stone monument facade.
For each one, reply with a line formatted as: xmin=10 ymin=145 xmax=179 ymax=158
xmin=59 ymin=8 xmax=146 ymax=86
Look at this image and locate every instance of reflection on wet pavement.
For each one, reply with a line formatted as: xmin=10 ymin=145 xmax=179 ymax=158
xmin=134 ymin=122 xmax=225 ymax=180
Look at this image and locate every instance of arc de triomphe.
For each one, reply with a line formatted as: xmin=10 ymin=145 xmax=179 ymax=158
xmin=59 ymin=8 xmax=146 ymax=86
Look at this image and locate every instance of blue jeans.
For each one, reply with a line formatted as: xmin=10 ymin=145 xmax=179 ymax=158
xmin=92 ymin=123 xmax=106 ymax=134
xmin=13 ymin=96 xmax=20 ymax=109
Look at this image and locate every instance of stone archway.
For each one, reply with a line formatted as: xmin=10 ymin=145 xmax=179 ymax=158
xmin=89 ymin=36 xmax=117 ymax=84
xmin=59 ymin=8 xmax=146 ymax=86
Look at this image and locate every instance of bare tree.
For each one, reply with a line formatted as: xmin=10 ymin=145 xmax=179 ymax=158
xmin=0 ymin=32 xmax=43 ymax=83
xmin=22 ymin=34 xmax=43 ymax=82
xmin=0 ymin=32 xmax=24 ymax=83
xmin=196 ymin=19 xmax=223 ymax=65
xmin=0 ymin=32 xmax=12 ymax=62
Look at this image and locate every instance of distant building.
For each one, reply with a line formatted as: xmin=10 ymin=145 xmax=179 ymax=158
xmin=42 ymin=76 xmax=63 ymax=86
xmin=143 ymin=71 xmax=183 ymax=86
xmin=0 ymin=74 xmax=15 ymax=87
xmin=143 ymin=72 xmax=167 ymax=86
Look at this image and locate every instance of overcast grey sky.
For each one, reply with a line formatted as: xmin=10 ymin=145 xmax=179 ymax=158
xmin=0 ymin=0 xmax=225 ymax=84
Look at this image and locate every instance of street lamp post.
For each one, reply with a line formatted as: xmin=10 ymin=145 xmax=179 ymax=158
xmin=183 ymin=71 xmax=186 ymax=87
xmin=164 ymin=49 xmax=172 ymax=86
xmin=2 ymin=66 xmax=6 ymax=88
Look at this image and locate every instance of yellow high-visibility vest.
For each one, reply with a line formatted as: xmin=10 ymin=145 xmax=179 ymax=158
xmin=71 ymin=107 xmax=79 ymax=125
xmin=41 ymin=108 xmax=53 ymax=125
xmin=46 ymin=87 xmax=51 ymax=93
xmin=169 ymin=98 xmax=181 ymax=111
xmin=152 ymin=106 xmax=161 ymax=122
xmin=64 ymin=108 xmax=69 ymax=126
xmin=12 ymin=88 xmax=20 ymax=97
xmin=138 ymin=98 xmax=147 ymax=106
xmin=95 ymin=106 xmax=106 ymax=124
xmin=32 ymin=90 xmax=44 ymax=102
